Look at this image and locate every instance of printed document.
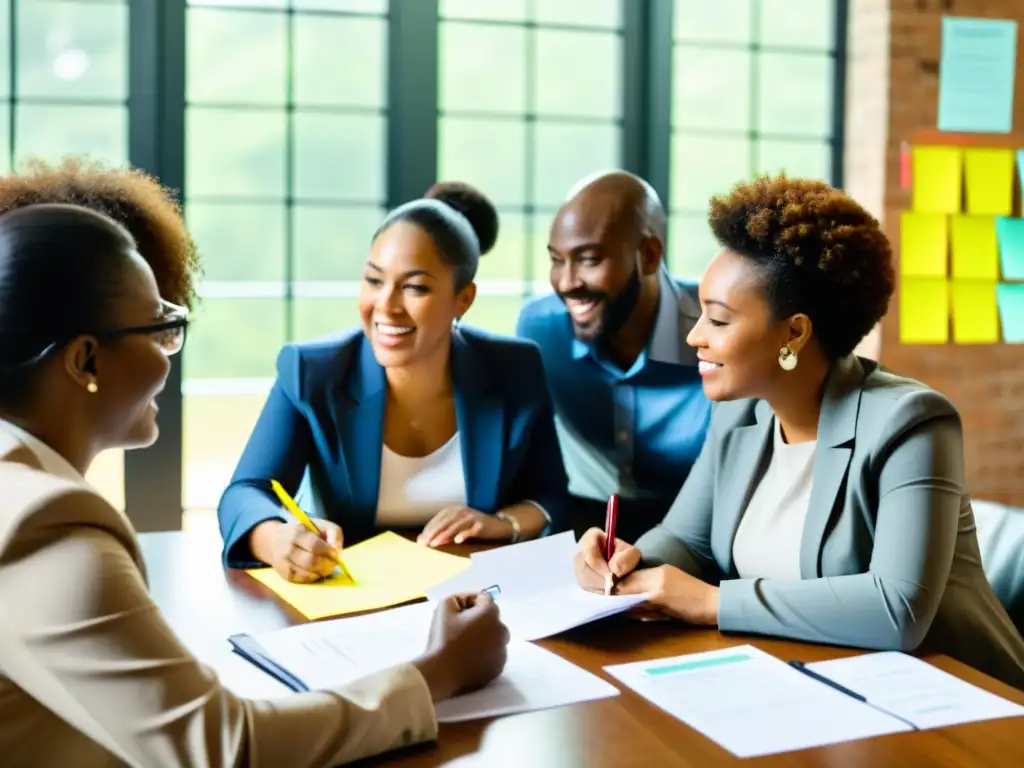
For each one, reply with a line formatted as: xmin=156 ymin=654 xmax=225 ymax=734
xmin=228 ymin=601 xmax=618 ymax=721
xmin=605 ymin=645 xmax=911 ymax=758
xmin=426 ymin=531 xmax=647 ymax=640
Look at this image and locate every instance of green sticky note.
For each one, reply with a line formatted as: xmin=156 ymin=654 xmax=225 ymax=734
xmin=951 ymin=281 xmax=999 ymax=343
xmin=938 ymin=17 xmax=1018 ymax=134
xmin=996 ymin=218 xmax=1024 ymax=279
xmin=950 ymin=215 xmax=999 ymax=280
xmin=997 ymin=284 xmax=1024 ymax=343
xmin=912 ymin=146 xmax=962 ymax=213
xmin=900 ymin=212 xmax=949 ymax=278
xmin=900 ymin=278 xmax=949 ymax=344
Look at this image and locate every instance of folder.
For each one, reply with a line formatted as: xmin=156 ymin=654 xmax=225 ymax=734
xmin=228 ymin=601 xmax=620 ymax=722
xmin=963 ymin=148 xmax=1014 ymax=216
xmin=911 ymin=146 xmax=962 ymax=213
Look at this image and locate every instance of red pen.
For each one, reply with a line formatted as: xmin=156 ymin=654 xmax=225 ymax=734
xmin=604 ymin=494 xmax=619 ymax=595
xmin=604 ymin=494 xmax=619 ymax=560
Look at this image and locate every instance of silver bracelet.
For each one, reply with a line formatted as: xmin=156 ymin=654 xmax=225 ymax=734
xmin=495 ymin=512 xmax=521 ymax=543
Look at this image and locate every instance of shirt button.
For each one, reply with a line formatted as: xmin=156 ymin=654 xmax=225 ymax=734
xmin=617 ymin=430 xmax=629 ymax=443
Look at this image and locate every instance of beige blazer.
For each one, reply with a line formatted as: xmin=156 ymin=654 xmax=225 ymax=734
xmin=0 ymin=421 xmax=437 ymax=767
xmin=636 ymin=355 xmax=1024 ymax=690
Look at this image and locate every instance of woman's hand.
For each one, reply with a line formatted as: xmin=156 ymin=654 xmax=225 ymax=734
xmin=249 ymin=519 xmax=344 ymax=583
xmin=614 ymin=565 xmax=720 ymax=626
xmin=573 ymin=526 xmax=641 ymax=593
xmin=418 ymin=507 xmax=514 ymax=547
xmin=412 ymin=592 xmax=510 ymax=701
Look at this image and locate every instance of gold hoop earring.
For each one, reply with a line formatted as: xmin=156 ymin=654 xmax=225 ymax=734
xmin=778 ymin=346 xmax=798 ymax=371
xmin=86 ymin=381 xmax=99 ymax=394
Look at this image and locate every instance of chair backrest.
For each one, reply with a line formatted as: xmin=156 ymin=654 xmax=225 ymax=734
xmin=973 ymin=499 xmax=1024 ymax=634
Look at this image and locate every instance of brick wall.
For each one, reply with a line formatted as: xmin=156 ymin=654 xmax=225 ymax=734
xmin=848 ymin=0 xmax=1024 ymax=503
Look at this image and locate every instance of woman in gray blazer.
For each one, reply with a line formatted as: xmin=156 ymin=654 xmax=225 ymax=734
xmin=576 ymin=175 xmax=1024 ymax=689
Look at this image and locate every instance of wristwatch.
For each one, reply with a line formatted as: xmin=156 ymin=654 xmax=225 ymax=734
xmin=495 ymin=512 xmax=521 ymax=543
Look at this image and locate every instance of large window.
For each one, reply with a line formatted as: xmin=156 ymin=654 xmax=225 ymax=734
xmin=182 ymin=0 xmax=389 ymax=511
xmin=8 ymin=1 xmax=844 ymax=525
xmin=668 ymin=0 xmax=838 ymax=279
xmin=2 ymin=0 xmax=129 ymax=509
xmin=437 ymin=0 xmax=623 ymax=333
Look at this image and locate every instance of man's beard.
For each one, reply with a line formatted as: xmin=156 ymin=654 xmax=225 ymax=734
xmin=563 ymin=267 xmax=642 ymax=345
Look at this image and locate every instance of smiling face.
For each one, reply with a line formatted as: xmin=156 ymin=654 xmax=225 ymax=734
xmin=686 ymin=248 xmax=811 ymax=402
xmin=72 ymin=250 xmax=175 ymax=450
xmin=358 ymin=221 xmax=476 ymax=369
xmin=547 ymin=201 xmax=645 ymax=344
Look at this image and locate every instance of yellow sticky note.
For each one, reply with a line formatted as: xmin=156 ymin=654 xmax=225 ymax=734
xmin=912 ymin=146 xmax=962 ymax=213
xmin=950 ymin=215 xmax=999 ymax=280
xmin=900 ymin=211 xmax=948 ymax=277
xmin=900 ymin=278 xmax=949 ymax=344
xmin=247 ymin=532 xmax=471 ymax=620
xmin=951 ymin=281 xmax=999 ymax=343
xmin=964 ymin=148 xmax=1014 ymax=216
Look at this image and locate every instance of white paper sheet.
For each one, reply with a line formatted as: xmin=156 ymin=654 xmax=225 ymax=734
xmin=235 ymin=601 xmax=618 ymax=722
xmin=807 ymin=652 xmax=1024 ymax=730
xmin=426 ymin=531 xmax=647 ymax=640
xmin=605 ymin=645 xmax=911 ymax=758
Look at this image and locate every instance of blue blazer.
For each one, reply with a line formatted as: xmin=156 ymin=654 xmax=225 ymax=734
xmin=218 ymin=326 xmax=568 ymax=568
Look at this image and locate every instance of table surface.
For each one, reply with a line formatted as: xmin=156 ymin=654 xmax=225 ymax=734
xmin=140 ymin=531 xmax=1024 ymax=768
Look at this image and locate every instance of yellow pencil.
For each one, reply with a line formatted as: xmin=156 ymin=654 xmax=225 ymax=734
xmin=270 ymin=479 xmax=354 ymax=583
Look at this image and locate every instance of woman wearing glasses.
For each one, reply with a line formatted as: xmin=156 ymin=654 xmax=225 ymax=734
xmin=0 ymin=204 xmax=509 ymax=767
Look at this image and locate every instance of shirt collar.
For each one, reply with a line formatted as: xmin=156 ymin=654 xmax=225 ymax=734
xmin=0 ymin=418 xmax=86 ymax=484
xmin=570 ymin=268 xmax=691 ymax=367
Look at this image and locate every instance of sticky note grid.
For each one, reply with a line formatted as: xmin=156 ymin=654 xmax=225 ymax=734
xmin=901 ymin=145 xmax=1024 ymax=344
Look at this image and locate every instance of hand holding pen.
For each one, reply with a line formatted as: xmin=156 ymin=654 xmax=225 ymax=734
xmin=572 ymin=494 xmax=642 ymax=595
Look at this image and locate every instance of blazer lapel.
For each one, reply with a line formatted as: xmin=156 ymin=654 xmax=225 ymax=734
xmin=799 ymin=355 xmax=865 ymax=577
xmin=336 ymin=337 xmax=387 ymax=525
xmin=451 ymin=330 xmax=504 ymax=512
xmin=715 ymin=400 xmax=773 ymax=575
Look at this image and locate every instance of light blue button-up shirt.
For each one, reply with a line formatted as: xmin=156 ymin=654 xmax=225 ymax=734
xmin=517 ymin=270 xmax=712 ymax=509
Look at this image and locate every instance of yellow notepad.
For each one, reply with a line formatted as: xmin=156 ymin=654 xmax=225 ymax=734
xmin=246 ymin=531 xmax=472 ymax=619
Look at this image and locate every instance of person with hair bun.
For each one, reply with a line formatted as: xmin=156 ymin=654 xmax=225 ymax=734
xmin=575 ymin=175 xmax=1024 ymax=689
xmin=219 ymin=182 xmax=567 ymax=580
xmin=0 ymin=203 xmax=510 ymax=766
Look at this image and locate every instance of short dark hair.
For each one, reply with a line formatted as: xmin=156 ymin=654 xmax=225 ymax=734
xmin=0 ymin=157 xmax=200 ymax=309
xmin=708 ymin=175 xmax=894 ymax=360
xmin=0 ymin=203 xmax=136 ymax=406
xmin=374 ymin=181 xmax=498 ymax=290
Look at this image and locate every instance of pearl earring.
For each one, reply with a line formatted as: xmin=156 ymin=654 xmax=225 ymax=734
xmin=778 ymin=346 xmax=798 ymax=371
xmin=86 ymin=381 xmax=99 ymax=394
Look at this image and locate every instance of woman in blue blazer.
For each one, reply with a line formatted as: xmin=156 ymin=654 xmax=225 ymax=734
xmin=219 ymin=183 xmax=567 ymax=580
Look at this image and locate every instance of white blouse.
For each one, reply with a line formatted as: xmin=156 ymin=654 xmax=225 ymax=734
xmin=732 ymin=417 xmax=817 ymax=581
xmin=376 ymin=433 xmax=467 ymax=527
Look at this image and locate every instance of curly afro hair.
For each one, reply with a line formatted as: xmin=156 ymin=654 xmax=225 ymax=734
xmin=0 ymin=157 xmax=201 ymax=309
xmin=708 ymin=175 xmax=894 ymax=360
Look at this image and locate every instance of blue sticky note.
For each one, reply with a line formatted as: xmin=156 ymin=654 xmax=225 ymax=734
xmin=938 ymin=17 xmax=1018 ymax=133
xmin=997 ymin=284 xmax=1024 ymax=342
xmin=1018 ymin=150 xmax=1024 ymax=200
xmin=996 ymin=218 xmax=1024 ymax=279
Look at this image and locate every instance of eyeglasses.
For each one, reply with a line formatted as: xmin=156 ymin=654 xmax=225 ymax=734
xmin=14 ymin=300 xmax=190 ymax=367
xmin=95 ymin=300 xmax=189 ymax=357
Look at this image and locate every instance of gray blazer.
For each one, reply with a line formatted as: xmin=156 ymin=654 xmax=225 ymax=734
xmin=636 ymin=355 xmax=1024 ymax=690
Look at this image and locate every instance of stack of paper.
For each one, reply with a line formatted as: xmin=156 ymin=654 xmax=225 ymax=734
xmin=425 ymin=531 xmax=648 ymax=641
xmin=246 ymin=531 xmax=471 ymax=619
xmin=228 ymin=601 xmax=619 ymax=722
xmin=605 ymin=645 xmax=1024 ymax=758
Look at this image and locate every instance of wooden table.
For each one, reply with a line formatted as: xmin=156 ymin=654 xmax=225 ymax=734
xmin=140 ymin=531 xmax=1024 ymax=767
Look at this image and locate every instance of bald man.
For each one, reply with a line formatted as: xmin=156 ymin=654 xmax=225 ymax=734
xmin=516 ymin=171 xmax=711 ymax=543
